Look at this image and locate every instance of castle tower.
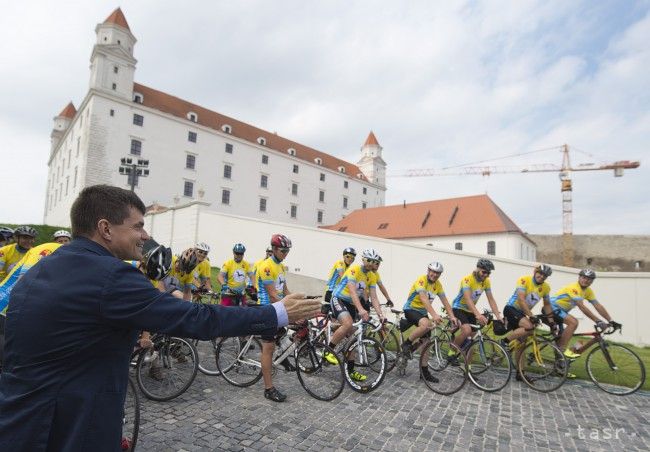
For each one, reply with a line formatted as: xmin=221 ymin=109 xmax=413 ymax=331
xmin=357 ymin=131 xmax=386 ymax=187
xmin=89 ymin=7 xmax=137 ymax=100
xmin=50 ymin=102 xmax=76 ymax=152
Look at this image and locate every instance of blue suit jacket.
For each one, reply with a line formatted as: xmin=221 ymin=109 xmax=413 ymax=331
xmin=0 ymin=238 xmax=278 ymax=451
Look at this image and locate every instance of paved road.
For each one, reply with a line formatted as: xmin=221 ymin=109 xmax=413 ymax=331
xmin=134 ymin=360 xmax=649 ymax=451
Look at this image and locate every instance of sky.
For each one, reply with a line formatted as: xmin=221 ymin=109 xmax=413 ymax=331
xmin=1 ymin=0 xmax=648 ymax=234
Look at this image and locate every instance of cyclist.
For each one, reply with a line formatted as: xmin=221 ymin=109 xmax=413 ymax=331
xmin=52 ymin=230 xmax=72 ymax=245
xmin=325 ymin=248 xmax=386 ymax=382
xmin=544 ymin=269 xmax=617 ymax=359
xmin=256 ymin=234 xmax=293 ymax=402
xmin=401 ymin=261 xmax=458 ymax=382
xmin=0 ymin=227 xmax=13 ymax=248
xmin=324 ymin=247 xmax=356 ymax=303
xmin=451 ymin=258 xmax=503 ymax=351
xmin=252 ymin=247 xmax=273 ymax=289
xmin=161 ymin=248 xmax=199 ymax=301
xmin=218 ymin=243 xmax=254 ymax=306
xmin=193 ymin=242 xmax=213 ymax=290
xmin=0 ymin=226 xmax=37 ymax=281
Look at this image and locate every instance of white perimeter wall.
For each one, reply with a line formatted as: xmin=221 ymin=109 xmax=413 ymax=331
xmin=406 ymin=233 xmax=537 ymax=261
xmin=146 ymin=202 xmax=650 ymax=346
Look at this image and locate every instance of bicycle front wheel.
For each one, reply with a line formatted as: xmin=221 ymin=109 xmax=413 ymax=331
xmin=466 ymin=338 xmax=511 ymax=392
xmin=365 ymin=324 xmax=400 ymax=372
xmin=136 ymin=336 xmax=199 ymax=402
xmin=194 ymin=338 xmax=221 ymax=376
xmin=420 ymin=339 xmax=468 ymax=395
xmin=517 ymin=338 xmax=567 ymax=393
xmin=343 ymin=337 xmax=386 ymax=393
xmin=296 ymin=342 xmax=345 ymax=401
xmin=216 ymin=336 xmax=263 ymax=387
xmin=121 ymin=377 xmax=140 ymax=451
xmin=586 ymin=343 xmax=646 ymax=395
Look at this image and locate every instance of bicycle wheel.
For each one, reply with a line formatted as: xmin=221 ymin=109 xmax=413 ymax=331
xmin=194 ymin=338 xmax=221 ymax=376
xmin=517 ymin=338 xmax=567 ymax=393
xmin=215 ymin=336 xmax=263 ymax=387
xmin=343 ymin=337 xmax=386 ymax=393
xmin=365 ymin=324 xmax=400 ymax=372
xmin=586 ymin=343 xmax=646 ymax=395
xmin=295 ymin=341 xmax=345 ymax=401
xmin=466 ymin=338 xmax=511 ymax=392
xmin=420 ymin=339 xmax=468 ymax=395
xmin=136 ymin=336 xmax=199 ymax=401
xmin=121 ymin=377 xmax=140 ymax=451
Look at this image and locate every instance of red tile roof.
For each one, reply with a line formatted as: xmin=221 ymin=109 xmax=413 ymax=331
xmin=133 ymin=82 xmax=369 ymax=181
xmin=322 ymin=194 xmax=524 ymax=238
xmin=58 ymin=102 xmax=76 ymax=119
xmin=364 ymin=131 xmax=380 ymax=146
xmin=104 ymin=7 xmax=130 ymax=31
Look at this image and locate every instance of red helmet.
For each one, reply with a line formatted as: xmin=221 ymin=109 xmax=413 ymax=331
xmin=270 ymin=234 xmax=292 ymax=249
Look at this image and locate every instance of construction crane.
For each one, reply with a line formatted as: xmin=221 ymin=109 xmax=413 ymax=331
xmin=394 ymin=144 xmax=640 ymax=266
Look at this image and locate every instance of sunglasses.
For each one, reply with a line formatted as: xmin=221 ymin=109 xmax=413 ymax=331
xmin=344 ymin=254 xmax=356 ymax=259
xmin=479 ymin=270 xmax=491 ymax=276
xmin=234 ymin=252 xmax=244 ymax=256
xmin=196 ymin=250 xmax=208 ymax=256
xmin=278 ymin=248 xmax=291 ymax=253
xmin=366 ymin=259 xmax=380 ymax=265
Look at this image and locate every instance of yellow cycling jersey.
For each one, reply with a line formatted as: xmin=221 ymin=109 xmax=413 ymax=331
xmin=506 ymin=275 xmax=550 ymax=311
xmin=252 ymin=258 xmax=267 ymax=290
xmin=551 ymin=282 xmax=598 ymax=312
xmin=452 ymin=272 xmax=492 ymax=312
xmin=193 ymin=259 xmax=211 ymax=282
xmin=256 ymin=256 xmax=287 ymax=305
xmin=333 ymin=264 xmax=378 ymax=303
xmin=220 ymin=258 xmax=252 ymax=294
xmin=403 ymin=275 xmax=445 ymax=313
xmin=1 ymin=243 xmax=61 ymax=314
xmin=0 ymin=243 xmax=29 ymax=281
xmin=325 ymin=259 xmax=348 ymax=291
xmin=124 ymin=260 xmax=159 ymax=288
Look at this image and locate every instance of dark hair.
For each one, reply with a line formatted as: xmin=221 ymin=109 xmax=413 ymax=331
xmin=70 ymin=185 xmax=146 ymax=238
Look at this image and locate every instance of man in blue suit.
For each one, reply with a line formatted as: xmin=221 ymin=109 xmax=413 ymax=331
xmin=0 ymin=185 xmax=320 ymax=451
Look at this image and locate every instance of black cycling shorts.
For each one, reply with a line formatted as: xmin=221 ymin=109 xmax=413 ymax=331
xmin=503 ymin=305 xmax=526 ymax=331
xmin=452 ymin=308 xmax=477 ymax=326
xmin=404 ymin=309 xmax=427 ymax=328
xmin=330 ymin=296 xmax=358 ymax=321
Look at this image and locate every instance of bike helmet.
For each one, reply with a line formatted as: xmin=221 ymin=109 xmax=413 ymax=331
xmin=270 ymin=234 xmax=292 ymax=249
xmin=343 ymin=247 xmax=356 ymax=256
xmin=14 ymin=225 xmax=37 ymax=238
xmin=361 ymin=248 xmax=381 ymax=261
xmin=476 ymin=258 xmax=495 ymax=272
xmin=233 ymin=243 xmax=246 ymax=254
xmin=195 ymin=242 xmax=210 ymax=253
xmin=53 ymin=230 xmax=72 ymax=239
xmin=143 ymin=243 xmax=172 ymax=280
xmin=0 ymin=227 xmax=13 ymax=241
xmin=178 ymin=248 xmax=199 ymax=274
xmin=579 ymin=268 xmax=596 ymax=280
xmin=427 ymin=261 xmax=444 ymax=273
xmin=534 ymin=264 xmax=553 ymax=277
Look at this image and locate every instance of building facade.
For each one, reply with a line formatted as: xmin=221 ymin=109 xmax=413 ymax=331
xmin=44 ymin=8 xmax=387 ymax=227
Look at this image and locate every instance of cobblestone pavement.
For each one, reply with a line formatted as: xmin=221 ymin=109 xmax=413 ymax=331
xmin=133 ymin=359 xmax=649 ymax=451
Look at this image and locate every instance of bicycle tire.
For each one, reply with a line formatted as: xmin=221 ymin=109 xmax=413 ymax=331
xmin=517 ymin=338 xmax=567 ymax=393
xmin=466 ymin=338 xmax=511 ymax=392
xmin=194 ymin=338 xmax=221 ymax=376
xmin=136 ymin=336 xmax=199 ymax=402
xmin=586 ymin=343 xmax=646 ymax=395
xmin=215 ymin=336 xmax=263 ymax=387
xmin=295 ymin=342 xmax=345 ymax=401
xmin=343 ymin=336 xmax=386 ymax=393
xmin=365 ymin=324 xmax=400 ymax=372
xmin=420 ymin=339 xmax=468 ymax=395
xmin=121 ymin=377 xmax=140 ymax=451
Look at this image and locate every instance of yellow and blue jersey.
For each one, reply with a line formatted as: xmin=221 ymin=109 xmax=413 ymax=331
xmin=403 ymin=275 xmax=445 ymax=314
xmin=1 ymin=243 xmax=61 ymax=314
xmin=452 ymin=272 xmax=491 ymax=312
xmin=325 ymin=259 xmax=348 ymax=291
xmin=506 ymin=275 xmax=550 ymax=311
xmin=256 ymin=256 xmax=287 ymax=305
xmin=333 ymin=264 xmax=378 ymax=303
xmin=550 ymin=282 xmax=598 ymax=313
xmin=193 ymin=259 xmax=211 ymax=283
xmin=0 ymin=243 xmax=30 ymax=281
xmin=220 ymin=258 xmax=252 ymax=294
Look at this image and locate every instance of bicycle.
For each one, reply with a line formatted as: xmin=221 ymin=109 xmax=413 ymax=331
xmin=133 ymin=333 xmax=199 ymax=401
xmin=215 ymin=321 xmax=345 ymax=401
xmin=453 ymin=311 xmax=512 ymax=392
xmin=190 ymin=288 xmax=226 ymax=376
xmin=120 ymin=377 xmax=140 ymax=451
xmin=364 ymin=303 xmax=402 ymax=372
xmin=569 ymin=322 xmax=645 ymax=395
xmin=508 ymin=313 xmax=568 ymax=393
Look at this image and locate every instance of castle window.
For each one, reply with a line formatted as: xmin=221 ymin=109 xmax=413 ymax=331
xmin=130 ymin=139 xmax=142 ymax=156
xmin=343 ymin=181 xmax=348 ymax=189
xmin=223 ymin=164 xmax=232 ymax=179
xmin=186 ymin=154 xmax=196 ymax=170
xmin=113 ymin=66 xmax=118 ymax=74
xmin=133 ymin=93 xmax=143 ymax=103
xmin=187 ymin=112 xmax=198 ymax=122
xmin=183 ymin=181 xmax=194 ymax=197
xmin=262 ymin=154 xmax=268 ymax=164
xmin=363 ymin=187 xmax=367 ymax=195
xmin=133 ymin=114 xmax=143 ymax=126
xmin=314 ymin=157 xmax=322 ymax=165
xmin=221 ymin=124 xmax=232 ymax=134
xmin=338 ymin=166 xmax=346 ymax=174
xmin=257 ymin=137 xmax=267 ymax=146
xmin=225 ymin=143 xmax=233 ymax=154
xmin=287 ymin=148 xmax=296 ymax=156
xmin=320 ymin=173 xmax=325 ymax=182
xmin=293 ymin=164 xmax=299 ymax=174
xmin=188 ymin=131 xmax=197 ymax=143
xmin=222 ymin=189 xmax=231 ymax=205
xmin=487 ymin=241 xmax=496 ymax=256
xmin=112 ymin=83 xmax=117 ymax=90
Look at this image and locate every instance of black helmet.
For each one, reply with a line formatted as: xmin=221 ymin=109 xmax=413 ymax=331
xmin=579 ymin=268 xmax=596 ymax=280
xmin=233 ymin=243 xmax=246 ymax=254
xmin=143 ymin=244 xmax=172 ymax=280
xmin=343 ymin=247 xmax=356 ymax=256
xmin=14 ymin=225 xmax=37 ymax=238
xmin=179 ymin=248 xmax=199 ymax=274
xmin=477 ymin=258 xmax=495 ymax=272
xmin=0 ymin=226 xmax=13 ymax=241
xmin=535 ymin=264 xmax=553 ymax=277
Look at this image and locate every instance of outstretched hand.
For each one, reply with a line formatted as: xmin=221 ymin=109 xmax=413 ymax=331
xmin=281 ymin=293 xmax=322 ymax=323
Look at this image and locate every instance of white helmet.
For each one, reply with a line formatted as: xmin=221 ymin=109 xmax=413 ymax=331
xmin=53 ymin=230 xmax=72 ymax=239
xmin=361 ymin=248 xmax=381 ymax=261
xmin=427 ymin=261 xmax=444 ymax=273
xmin=195 ymin=242 xmax=210 ymax=253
